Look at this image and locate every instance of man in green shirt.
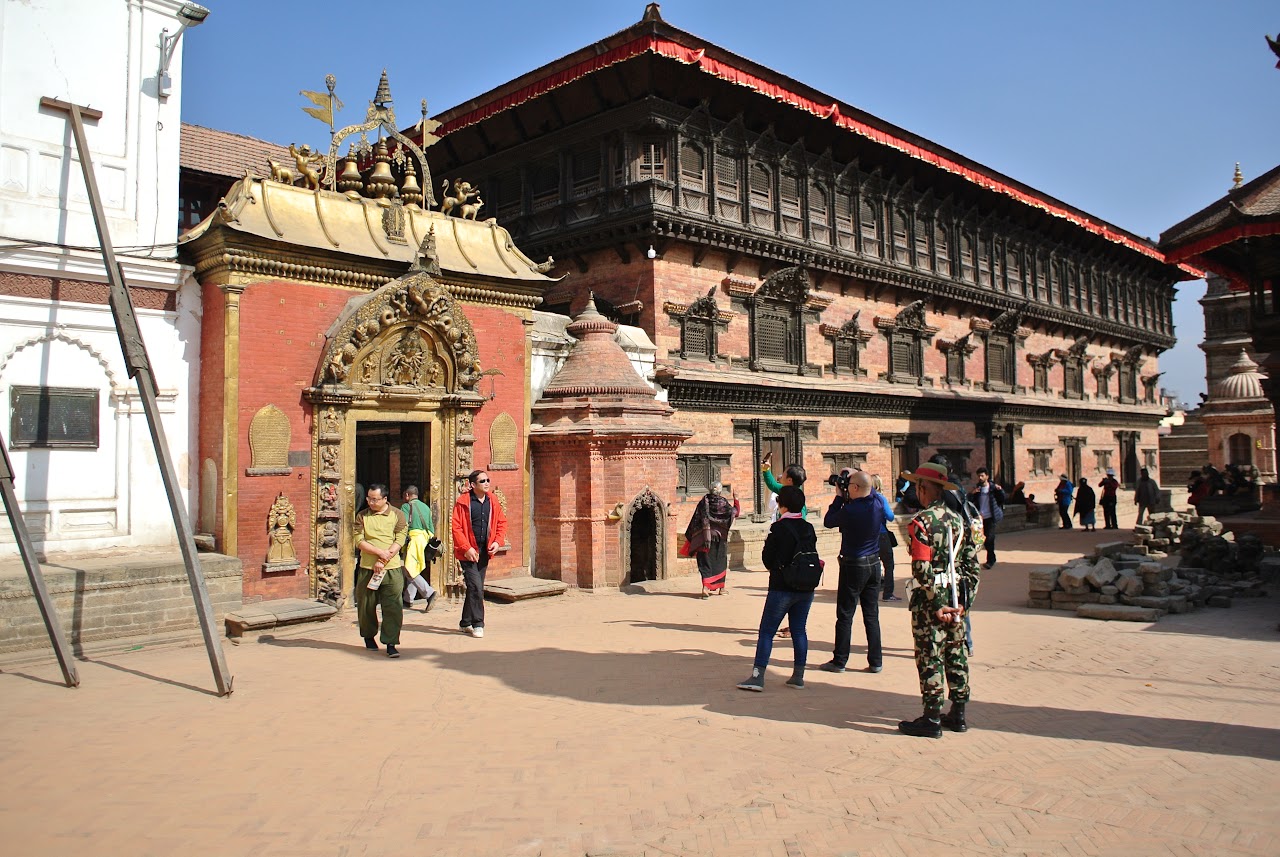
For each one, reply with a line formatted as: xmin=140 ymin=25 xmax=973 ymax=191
xmin=354 ymin=483 xmax=408 ymax=658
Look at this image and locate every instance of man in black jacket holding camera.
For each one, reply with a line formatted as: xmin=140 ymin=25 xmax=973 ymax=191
xmin=967 ymin=467 xmax=1005 ymax=570
xmin=819 ymin=469 xmax=887 ymax=674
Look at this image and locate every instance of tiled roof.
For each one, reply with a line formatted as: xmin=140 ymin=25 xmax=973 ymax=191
xmin=180 ymin=123 xmax=292 ymax=180
xmin=1160 ymin=162 xmax=1280 ymax=249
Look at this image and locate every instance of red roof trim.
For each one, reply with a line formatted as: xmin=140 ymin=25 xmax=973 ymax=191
xmin=1163 ymin=220 xmax=1280 ymax=267
xmin=439 ymin=34 xmax=1194 ymax=274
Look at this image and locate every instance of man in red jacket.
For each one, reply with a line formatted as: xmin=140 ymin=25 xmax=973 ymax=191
xmin=450 ymin=469 xmax=507 ymax=638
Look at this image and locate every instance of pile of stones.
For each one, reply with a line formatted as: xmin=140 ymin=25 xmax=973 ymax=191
xmin=1027 ymin=510 xmax=1274 ymax=622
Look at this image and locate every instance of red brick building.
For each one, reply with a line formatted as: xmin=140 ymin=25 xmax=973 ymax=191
xmin=425 ymin=5 xmax=1194 ymax=527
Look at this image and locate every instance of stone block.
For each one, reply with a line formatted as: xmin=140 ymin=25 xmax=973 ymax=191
xmin=1093 ymin=541 xmax=1134 ymax=559
xmin=1208 ymin=595 xmax=1233 ymax=608
xmin=1084 ymin=558 xmax=1118 ymax=588
xmin=1133 ymin=525 xmax=1154 ymax=536
xmin=1144 ymin=582 xmax=1171 ymax=597
xmin=1099 ymin=584 xmax=1119 ymax=595
xmin=1058 ymin=566 xmax=1089 ymax=590
xmin=1076 ymin=604 xmax=1161 ymax=622
xmin=1027 ymin=597 xmax=1052 ymax=609
xmin=1051 ymin=591 xmax=1102 ymax=604
xmin=1098 ymin=594 xmax=1117 ymax=604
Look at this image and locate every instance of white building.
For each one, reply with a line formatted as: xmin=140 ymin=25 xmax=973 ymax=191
xmin=0 ymin=0 xmax=206 ymax=554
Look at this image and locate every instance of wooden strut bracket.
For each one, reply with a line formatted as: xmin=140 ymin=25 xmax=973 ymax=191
xmin=38 ymin=96 xmax=233 ymax=696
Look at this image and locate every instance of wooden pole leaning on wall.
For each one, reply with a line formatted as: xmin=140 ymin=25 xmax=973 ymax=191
xmin=39 ymin=97 xmax=233 ymax=697
xmin=0 ymin=434 xmax=78 ymax=687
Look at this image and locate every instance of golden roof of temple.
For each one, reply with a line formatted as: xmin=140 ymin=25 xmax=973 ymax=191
xmin=178 ymin=175 xmax=557 ymax=286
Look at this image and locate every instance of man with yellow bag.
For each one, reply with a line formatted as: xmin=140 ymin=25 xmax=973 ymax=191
xmin=401 ymin=485 xmax=439 ymax=612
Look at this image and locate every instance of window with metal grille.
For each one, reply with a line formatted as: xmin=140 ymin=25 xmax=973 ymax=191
xmin=680 ymin=141 xmax=705 ymax=191
xmin=859 ymin=197 xmax=881 ymax=257
xmin=10 ymin=386 xmax=99 ymax=449
xmin=715 ymin=151 xmax=740 ymax=200
xmin=677 ymin=454 xmax=731 ymax=497
xmin=638 ymin=140 xmax=666 ymax=180
xmin=570 ymin=147 xmax=601 ymax=198
xmin=530 ymin=159 xmax=560 ymax=211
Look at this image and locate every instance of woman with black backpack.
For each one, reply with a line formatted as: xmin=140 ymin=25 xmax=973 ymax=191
xmin=737 ymin=485 xmax=821 ymax=692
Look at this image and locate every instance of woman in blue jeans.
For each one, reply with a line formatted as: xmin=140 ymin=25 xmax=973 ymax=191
xmin=737 ymin=485 xmax=817 ymax=691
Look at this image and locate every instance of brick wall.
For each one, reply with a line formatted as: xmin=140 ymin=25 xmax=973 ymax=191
xmin=0 ymin=554 xmax=242 ymax=657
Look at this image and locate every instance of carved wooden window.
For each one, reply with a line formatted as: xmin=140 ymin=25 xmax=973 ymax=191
xmin=530 ymin=159 xmax=560 ymax=212
xmin=1142 ymin=449 xmax=1158 ymax=471
xmin=823 ymin=452 xmax=869 ymax=477
xmin=985 ymin=335 xmax=1013 ymax=391
xmin=681 ymin=317 xmax=715 ymax=361
xmin=608 ymin=138 xmax=625 ymax=186
xmin=1119 ymin=362 xmax=1138 ymax=402
xmin=1006 ymin=249 xmax=1023 ymax=295
xmin=960 ymin=233 xmax=976 ymax=282
xmin=1094 ymin=449 xmax=1112 ymax=472
xmin=638 ymin=139 xmax=667 ymax=180
xmin=1032 ymin=360 xmax=1049 ymax=393
xmin=753 ymin=301 xmax=801 ymax=366
xmin=859 ymin=197 xmax=882 ymax=257
xmin=945 ymin=347 xmax=965 ymax=385
xmin=1228 ymin=434 xmax=1252 ymax=466
xmin=834 ymin=190 xmax=854 ymax=250
xmin=680 ymin=140 xmax=706 ymax=191
xmin=10 ymin=386 xmax=98 ymax=449
xmin=935 ymin=448 xmax=973 ymax=480
xmin=977 ymin=236 xmax=992 ymax=287
xmin=1034 ymin=253 xmax=1048 ymax=302
xmin=832 ymin=338 xmax=862 ymax=376
xmin=715 ymin=151 xmax=740 ymax=199
xmin=808 ymin=181 xmax=829 ymax=243
xmin=493 ymin=169 xmax=522 ymax=219
xmin=1063 ymin=361 xmax=1084 ymax=399
xmin=934 ymin=220 xmax=951 ymax=273
xmin=915 ymin=214 xmax=933 ymax=270
xmin=892 ymin=207 xmax=911 ymax=264
xmin=1029 ymin=449 xmax=1053 ymax=477
xmin=749 ymin=163 xmax=773 ymax=228
xmin=779 ymin=171 xmax=801 ymax=237
xmin=570 ymin=147 xmax=601 ymax=198
xmin=889 ymin=331 xmax=922 ymax=380
xmin=677 ymin=454 xmax=730 ymax=498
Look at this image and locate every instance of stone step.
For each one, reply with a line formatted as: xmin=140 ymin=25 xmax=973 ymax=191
xmin=224 ymin=598 xmax=336 ymax=638
xmin=1076 ymin=604 xmax=1162 ymax=622
xmin=484 ymin=574 xmax=569 ymax=603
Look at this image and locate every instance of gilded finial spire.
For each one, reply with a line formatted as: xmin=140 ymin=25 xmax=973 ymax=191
xmin=1233 ymin=162 xmax=1244 ymax=190
xmin=374 ymin=69 xmax=393 ymax=107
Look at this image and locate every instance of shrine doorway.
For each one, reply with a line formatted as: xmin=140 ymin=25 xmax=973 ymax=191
xmin=354 ymin=421 xmax=433 ymax=516
xmin=623 ymin=489 xmax=667 ymax=584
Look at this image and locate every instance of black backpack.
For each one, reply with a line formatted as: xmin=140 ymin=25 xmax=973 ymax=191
xmin=782 ymin=531 xmax=824 ymax=591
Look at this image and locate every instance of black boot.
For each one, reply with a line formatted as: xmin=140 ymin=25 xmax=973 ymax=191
xmin=898 ymin=714 xmax=943 ymax=738
xmin=940 ymin=702 xmax=967 ymax=732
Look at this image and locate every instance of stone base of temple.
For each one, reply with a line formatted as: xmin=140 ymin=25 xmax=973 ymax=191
xmin=0 ymin=550 xmax=243 ymax=663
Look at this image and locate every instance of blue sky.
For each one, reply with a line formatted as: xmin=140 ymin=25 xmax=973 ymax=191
xmin=181 ymin=0 xmax=1280 ymax=405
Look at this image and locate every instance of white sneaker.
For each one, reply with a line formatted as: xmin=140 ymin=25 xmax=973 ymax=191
xmin=470 ymin=626 xmax=485 ymax=638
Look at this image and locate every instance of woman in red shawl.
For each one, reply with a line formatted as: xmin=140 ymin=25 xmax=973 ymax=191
xmin=684 ymin=482 xmax=740 ymax=597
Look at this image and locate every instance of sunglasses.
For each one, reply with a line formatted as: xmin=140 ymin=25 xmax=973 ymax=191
xmin=476 ymin=478 xmax=490 ymax=483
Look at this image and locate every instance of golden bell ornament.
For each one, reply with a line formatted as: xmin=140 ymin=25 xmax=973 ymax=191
xmin=365 ymin=140 xmax=396 ymax=199
xmin=337 ymin=157 xmax=364 ymax=194
xmin=400 ymin=159 xmax=423 ymax=207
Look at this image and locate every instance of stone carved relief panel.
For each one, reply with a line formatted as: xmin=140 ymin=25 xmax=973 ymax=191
xmin=489 ymin=412 xmax=518 ymax=470
xmin=248 ymin=404 xmax=291 ymax=475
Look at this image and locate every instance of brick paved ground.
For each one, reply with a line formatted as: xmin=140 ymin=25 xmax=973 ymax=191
xmin=1 ymin=523 xmax=1277 ymax=857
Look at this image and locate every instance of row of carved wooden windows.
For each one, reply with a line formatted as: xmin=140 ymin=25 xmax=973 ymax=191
xmin=481 ymin=135 xmax=1170 ymax=336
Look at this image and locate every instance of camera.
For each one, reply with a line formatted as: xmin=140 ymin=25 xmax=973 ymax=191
xmin=826 ymin=470 xmax=851 ymax=493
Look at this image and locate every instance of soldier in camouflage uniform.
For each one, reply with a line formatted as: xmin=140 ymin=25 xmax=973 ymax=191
xmin=898 ymin=462 xmax=984 ymax=738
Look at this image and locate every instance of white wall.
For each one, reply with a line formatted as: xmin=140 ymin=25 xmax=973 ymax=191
xmin=0 ymin=0 xmax=204 ymax=555
xmin=0 ymin=0 xmax=192 ymax=250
